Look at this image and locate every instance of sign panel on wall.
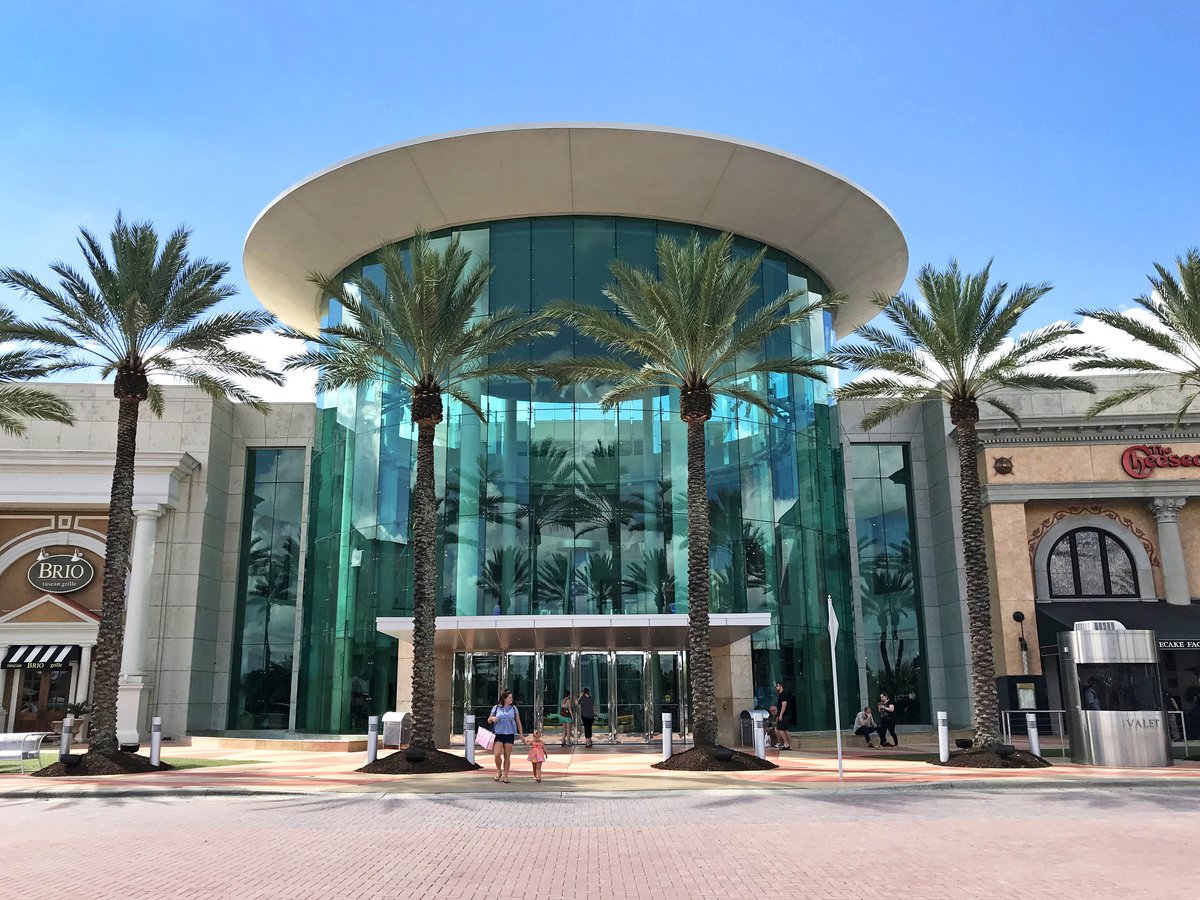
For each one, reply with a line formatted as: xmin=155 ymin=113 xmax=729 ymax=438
xmin=27 ymin=550 xmax=95 ymax=593
xmin=1120 ymin=444 xmax=1200 ymax=479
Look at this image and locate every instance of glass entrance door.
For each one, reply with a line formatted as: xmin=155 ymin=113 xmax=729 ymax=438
xmin=578 ymin=652 xmax=611 ymax=742
xmin=613 ymin=652 xmax=648 ymax=741
xmin=651 ymin=651 xmax=686 ymax=740
xmin=505 ymin=653 xmax=536 ymax=734
xmin=540 ymin=653 xmax=574 ymax=742
xmin=463 ymin=653 xmax=499 ymax=733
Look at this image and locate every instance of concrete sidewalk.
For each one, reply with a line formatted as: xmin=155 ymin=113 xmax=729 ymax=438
xmin=4 ymin=741 xmax=1200 ymax=798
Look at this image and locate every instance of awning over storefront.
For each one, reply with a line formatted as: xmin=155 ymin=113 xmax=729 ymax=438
xmin=1037 ymin=602 xmax=1200 ymax=652
xmin=2 ymin=644 xmax=81 ymax=668
xmin=376 ymin=613 xmax=772 ymax=652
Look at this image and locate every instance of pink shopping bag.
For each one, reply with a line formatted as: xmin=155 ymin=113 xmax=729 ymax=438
xmin=476 ymin=726 xmax=496 ymax=750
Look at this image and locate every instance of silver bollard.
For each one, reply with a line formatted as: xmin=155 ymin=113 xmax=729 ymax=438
xmin=754 ymin=717 xmax=766 ymax=759
xmin=59 ymin=715 xmax=74 ymax=761
xmin=937 ymin=711 xmax=950 ymax=763
xmin=662 ymin=713 xmax=672 ymax=761
xmin=465 ymin=714 xmax=476 ymax=765
xmin=366 ymin=715 xmax=379 ymax=764
xmin=1026 ymin=712 xmax=1041 ymax=757
xmin=149 ymin=716 xmax=162 ymax=766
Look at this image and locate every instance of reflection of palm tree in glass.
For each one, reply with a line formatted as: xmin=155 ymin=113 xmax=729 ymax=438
xmin=579 ymin=552 xmax=621 ymax=613
xmin=623 ymin=549 xmax=676 ymax=613
xmin=482 ymin=547 xmax=530 ymax=615
xmin=246 ymin=533 xmax=300 ymax=670
xmin=630 ymin=478 xmax=675 ymax=543
xmin=441 ymin=458 xmax=508 ymax=544
xmin=575 ymin=441 xmax=638 ymax=614
xmin=708 ymin=489 xmax=769 ymax=611
xmin=536 ymin=553 xmax=573 ymax=614
xmin=517 ymin=439 xmax=576 ymax=612
xmin=860 ymin=536 xmax=916 ymax=694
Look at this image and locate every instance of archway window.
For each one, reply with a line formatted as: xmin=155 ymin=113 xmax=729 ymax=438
xmin=1047 ymin=528 xmax=1138 ymax=599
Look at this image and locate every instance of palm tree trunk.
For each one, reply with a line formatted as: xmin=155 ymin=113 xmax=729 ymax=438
xmin=410 ymin=419 xmax=439 ymax=750
xmin=88 ymin=394 xmax=141 ymax=754
xmin=685 ymin=418 xmax=718 ymax=747
xmin=952 ymin=401 xmax=1001 ymax=748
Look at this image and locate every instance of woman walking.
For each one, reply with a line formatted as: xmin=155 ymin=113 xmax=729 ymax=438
xmin=577 ymin=687 xmax=596 ymax=748
xmin=559 ymin=691 xmax=575 ymax=746
xmin=488 ymin=689 xmax=525 ymax=783
xmin=877 ymin=692 xmax=898 ymax=748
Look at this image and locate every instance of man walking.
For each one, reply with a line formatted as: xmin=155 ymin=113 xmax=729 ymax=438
xmin=774 ymin=681 xmax=796 ymax=750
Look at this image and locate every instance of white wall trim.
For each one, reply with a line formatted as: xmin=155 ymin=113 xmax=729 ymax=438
xmin=0 ymin=449 xmax=199 ymax=508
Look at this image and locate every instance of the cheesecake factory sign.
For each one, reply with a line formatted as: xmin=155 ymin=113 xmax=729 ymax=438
xmin=1120 ymin=444 xmax=1200 ymax=479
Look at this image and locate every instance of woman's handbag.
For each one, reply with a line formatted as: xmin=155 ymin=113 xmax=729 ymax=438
xmin=475 ymin=726 xmax=496 ymax=750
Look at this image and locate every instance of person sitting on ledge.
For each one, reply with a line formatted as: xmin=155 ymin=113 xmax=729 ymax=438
xmin=853 ymin=706 xmax=881 ymax=748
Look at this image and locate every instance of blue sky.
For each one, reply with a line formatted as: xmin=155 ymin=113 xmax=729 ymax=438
xmin=2 ymin=1 xmax=1197 ymax=360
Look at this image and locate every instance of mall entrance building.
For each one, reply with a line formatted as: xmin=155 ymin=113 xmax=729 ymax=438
xmin=244 ymin=124 xmax=910 ymax=745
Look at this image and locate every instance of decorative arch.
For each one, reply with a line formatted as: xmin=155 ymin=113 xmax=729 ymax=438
xmin=1032 ymin=514 xmax=1155 ymax=601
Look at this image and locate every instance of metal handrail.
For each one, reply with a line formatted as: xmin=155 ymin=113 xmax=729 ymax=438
xmin=1000 ymin=709 xmax=1069 ymax=756
xmin=1002 ymin=708 xmax=1193 ymax=760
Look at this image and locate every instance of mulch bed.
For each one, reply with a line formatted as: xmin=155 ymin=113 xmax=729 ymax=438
xmin=653 ymin=745 xmax=777 ymax=772
xmin=32 ymin=750 xmax=174 ymax=777
xmin=357 ymin=748 xmax=481 ymax=775
xmin=934 ymin=748 xmax=1051 ymax=769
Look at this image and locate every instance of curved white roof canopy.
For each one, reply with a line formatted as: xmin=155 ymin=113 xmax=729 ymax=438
xmin=244 ymin=124 xmax=907 ymax=334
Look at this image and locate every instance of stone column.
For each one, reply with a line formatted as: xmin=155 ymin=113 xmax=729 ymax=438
xmin=74 ymin=643 xmax=94 ymax=704
xmin=117 ymin=507 xmax=162 ymax=745
xmin=1151 ymin=497 xmax=1191 ymax=606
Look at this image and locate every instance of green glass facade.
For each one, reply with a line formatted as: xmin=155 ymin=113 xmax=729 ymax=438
xmin=228 ymin=448 xmax=306 ymax=729
xmin=298 ymin=216 xmax=855 ymax=733
xmin=850 ymin=443 xmax=931 ymax=725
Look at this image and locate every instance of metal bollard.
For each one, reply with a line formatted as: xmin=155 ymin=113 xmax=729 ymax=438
xmin=937 ymin=711 xmax=949 ymax=763
xmin=465 ymin=714 xmax=476 ymax=765
xmin=59 ymin=715 xmax=74 ymax=761
xmin=149 ymin=716 xmax=162 ymax=766
xmin=366 ymin=715 xmax=379 ymax=765
xmin=753 ymin=717 xmax=766 ymax=759
xmin=1026 ymin=712 xmax=1041 ymax=757
xmin=662 ymin=713 xmax=672 ymax=761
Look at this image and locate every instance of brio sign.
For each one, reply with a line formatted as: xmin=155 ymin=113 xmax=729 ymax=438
xmin=27 ymin=551 xmax=95 ymax=593
xmin=1120 ymin=444 xmax=1200 ymax=479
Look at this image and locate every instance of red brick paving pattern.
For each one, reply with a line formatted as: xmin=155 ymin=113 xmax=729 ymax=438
xmin=3 ymin=787 xmax=1195 ymax=898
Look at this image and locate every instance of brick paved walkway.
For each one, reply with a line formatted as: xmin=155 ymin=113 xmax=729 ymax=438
xmin=3 ymin=742 xmax=1199 ymax=796
xmin=4 ymin=786 xmax=1195 ymax=898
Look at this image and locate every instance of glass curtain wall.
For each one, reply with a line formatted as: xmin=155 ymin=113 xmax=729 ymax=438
xmin=300 ymin=216 xmax=855 ymax=733
xmin=850 ymin=443 xmax=930 ymax=725
xmin=228 ymin=448 xmax=306 ymax=729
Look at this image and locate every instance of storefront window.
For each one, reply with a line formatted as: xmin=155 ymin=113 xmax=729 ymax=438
xmin=851 ymin=443 xmax=930 ymax=724
xmin=228 ymin=448 xmax=305 ymax=730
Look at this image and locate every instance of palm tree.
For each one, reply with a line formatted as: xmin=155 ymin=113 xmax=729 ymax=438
xmin=544 ymin=233 xmax=839 ymax=748
xmin=0 ymin=309 xmax=76 ymax=434
xmin=0 ymin=215 xmax=281 ymax=759
xmin=284 ymin=230 xmax=555 ymax=751
xmin=1075 ymin=248 xmax=1200 ymax=420
xmin=835 ymin=260 xmax=1094 ymax=747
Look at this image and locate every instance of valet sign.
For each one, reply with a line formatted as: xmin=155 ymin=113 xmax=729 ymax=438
xmin=1120 ymin=444 xmax=1200 ymax=479
xmin=27 ymin=551 xmax=95 ymax=593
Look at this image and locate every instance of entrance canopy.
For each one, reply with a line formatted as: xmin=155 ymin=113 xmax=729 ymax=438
xmin=1037 ymin=601 xmax=1200 ymax=651
xmin=2 ymin=644 xmax=80 ymax=668
xmin=376 ymin=613 xmax=771 ymax=652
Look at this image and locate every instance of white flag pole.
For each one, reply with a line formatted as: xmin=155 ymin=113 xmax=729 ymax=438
xmin=827 ymin=595 xmax=844 ymax=784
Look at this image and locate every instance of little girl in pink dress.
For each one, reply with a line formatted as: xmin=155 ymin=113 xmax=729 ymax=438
xmin=526 ymin=730 xmax=547 ymax=782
